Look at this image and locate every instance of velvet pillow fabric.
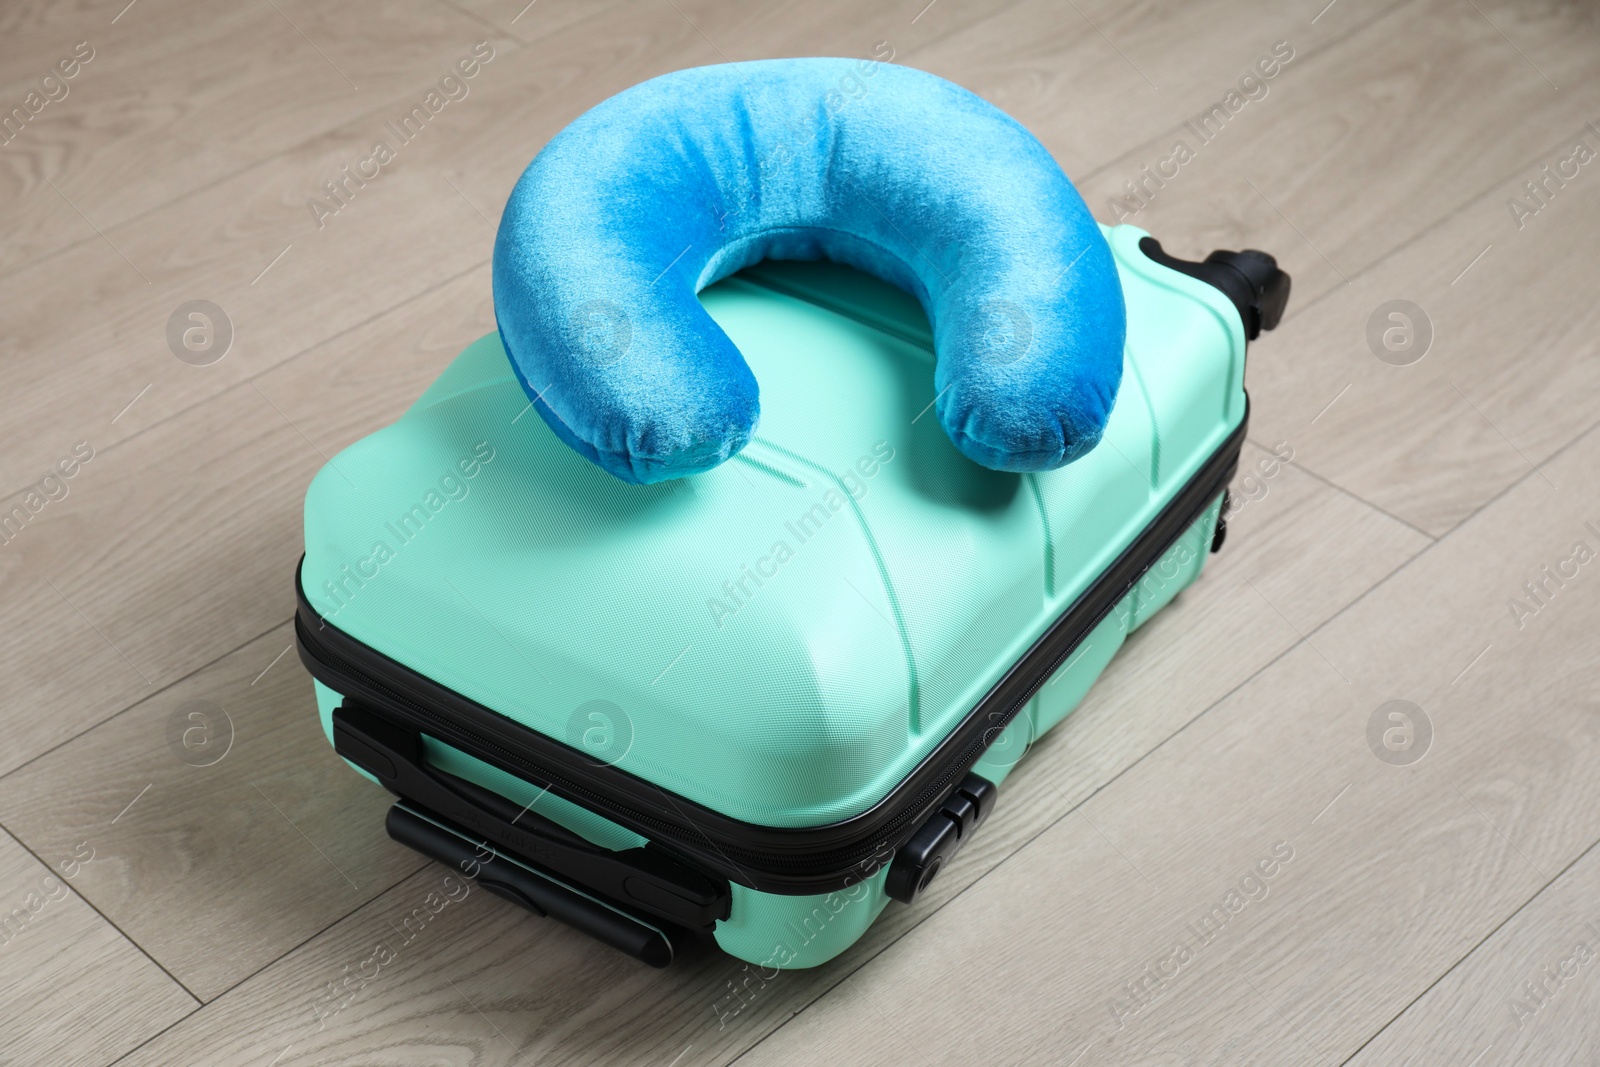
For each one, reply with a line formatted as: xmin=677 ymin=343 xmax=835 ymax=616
xmin=493 ymin=57 xmax=1125 ymax=484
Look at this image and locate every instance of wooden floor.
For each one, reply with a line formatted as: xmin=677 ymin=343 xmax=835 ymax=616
xmin=2 ymin=0 xmax=1598 ymax=1063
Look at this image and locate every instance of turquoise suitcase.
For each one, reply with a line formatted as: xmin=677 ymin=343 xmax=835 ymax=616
xmin=294 ymin=223 xmax=1287 ymax=969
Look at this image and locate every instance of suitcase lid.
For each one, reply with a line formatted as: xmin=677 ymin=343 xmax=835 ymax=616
xmin=299 ymin=224 xmax=1245 ymax=829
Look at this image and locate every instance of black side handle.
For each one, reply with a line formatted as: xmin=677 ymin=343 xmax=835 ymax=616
xmin=1138 ymin=237 xmax=1291 ymax=341
xmin=1211 ymin=488 xmax=1230 ymax=554
xmin=386 ymin=803 xmax=675 ymax=967
xmin=332 ymin=701 xmax=730 ymax=930
xmin=885 ymin=774 xmax=997 ymax=905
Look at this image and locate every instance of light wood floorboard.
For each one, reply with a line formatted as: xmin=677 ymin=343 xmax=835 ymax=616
xmin=1072 ymin=0 xmax=1600 ymax=535
xmin=1346 ymin=836 xmax=1600 ymax=1066
xmin=84 ymin=438 xmax=1426 ymax=1065
xmin=0 ymin=622 xmax=426 ymax=1001
xmin=0 ymin=0 xmax=1595 ymax=1064
xmin=734 ymin=422 xmax=1600 ymax=1066
xmin=0 ymin=826 xmax=195 ymax=1066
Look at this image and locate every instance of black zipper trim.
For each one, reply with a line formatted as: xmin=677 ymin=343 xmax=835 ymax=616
xmin=296 ymin=401 xmax=1246 ymax=894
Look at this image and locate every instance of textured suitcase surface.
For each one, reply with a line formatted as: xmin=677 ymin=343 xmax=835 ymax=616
xmin=296 ymin=223 xmax=1256 ymax=968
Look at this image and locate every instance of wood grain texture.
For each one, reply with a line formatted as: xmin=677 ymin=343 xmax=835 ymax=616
xmin=112 ymin=860 xmax=702 ymax=1067
xmin=0 ymin=622 xmax=425 ymax=1001
xmin=0 ymin=827 xmax=195 ymax=1065
xmin=0 ymin=0 xmax=1423 ymax=503
xmin=1347 ymin=838 xmax=1600 ymax=1066
xmin=907 ymin=0 xmax=1401 ymax=181
xmin=1069 ymin=0 xmax=1600 ymax=536
xmin=736 ymin=422 xmax=1600 ymax=1066
xmin=0 ymin=0 xmax=1596 ymax=1062
xmin=0 ymin=380 xmax=331 ymax=776
xmin=0 ymin=0 xmax=516 ymax=275
xmin=1072 ymin=0 xmax=1600 ymax=324
xmin=0 ymin=259 xmax=505 ymax=777
xmin=62 ymin=435 xmax=1427 ymax=1066
xmin=1241 ymin=140 xmax=1600 ymax=537
xmin=0 ymin=0 xmax=987 ymax=511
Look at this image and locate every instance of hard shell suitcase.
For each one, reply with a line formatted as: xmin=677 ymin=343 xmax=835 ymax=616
xmin=294 ymin=223 xmax=1288 ymax=969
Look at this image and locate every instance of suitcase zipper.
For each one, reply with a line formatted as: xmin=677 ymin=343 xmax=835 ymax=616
xmin=297 ymin=615 xmax=752 ymax=859
xmin=296 ymin=405 xmax=1247 ymax=895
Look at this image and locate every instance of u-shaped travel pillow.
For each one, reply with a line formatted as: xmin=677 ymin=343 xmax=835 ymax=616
xmin=493 ymin=58 xmax=1125 ymax=484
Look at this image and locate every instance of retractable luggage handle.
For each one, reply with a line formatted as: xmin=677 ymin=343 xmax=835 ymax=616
xmin=331 ymin=701 xmax=731 ymax=930
xmin=384 ymin=803 xmax=678 ymax=967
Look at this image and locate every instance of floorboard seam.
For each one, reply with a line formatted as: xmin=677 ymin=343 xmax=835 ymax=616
xmin=0 ymin=12 xmax=556 ymax=293
xmin=61 ymin=368 xmax=1600 ymax=1067
xmin=730 ymin=417 xmax=1600 ymax=1066
xmin=1227 ymin=122 xmax=1600 ymax=546
xmin=1336 ymin=835 xmax=1600 ymax=1066
xmin=428 ymin=0 xmax=531 ymax=46
xmin=0 ymin=622 xmax=293 ymax=786
xmin=1432 ymin=414 xmax=1600 ymax=537
xmin=0 ymin=823 xmax=202 ymax=1007
xmin=724 ymin=586 xmax=1413 ymax=1063
xmin=102 ymin=858 xmax=430 ymax=1067
xmin=1243 ymin=438 xmax=1439 ymax=543
xmin=0 ymin=0 xmax=993 ymax=296
xmin=0 ymin=253 xmax=489 ymax=506
xmin=1077 ymin=0 xmax=1423 ymax=187
xmin=1243 ymin=112 xmax=1600 ymax=330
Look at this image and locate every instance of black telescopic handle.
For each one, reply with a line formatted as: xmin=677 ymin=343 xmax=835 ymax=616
xmin=385 ymin=803 xmax=674 ymax=967
xmin=331 ymin=701 xmax=729 ymax=929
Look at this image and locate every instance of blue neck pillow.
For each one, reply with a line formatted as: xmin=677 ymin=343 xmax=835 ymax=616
xmin=493 ymin=58 xmax=1125 ymax=484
